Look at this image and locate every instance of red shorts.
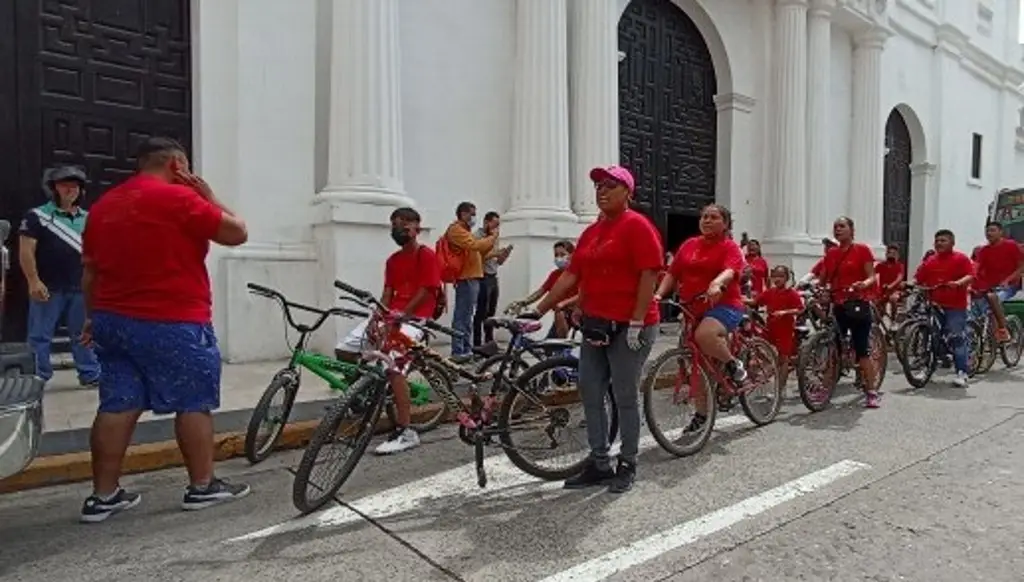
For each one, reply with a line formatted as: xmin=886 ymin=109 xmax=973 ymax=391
xmin=767 ymin=326 xmax=796 ymax=358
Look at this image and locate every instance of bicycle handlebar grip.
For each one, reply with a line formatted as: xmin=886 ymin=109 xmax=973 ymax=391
xmin=342 ymin=308 xmax=370 ymax=319
xmin=246 ymin=282 xmax=278 ymax=297
xmin=426 ymin=320 xmax=463 ymax=338
xmin=334 ymin=279 xmax=372 ymax=300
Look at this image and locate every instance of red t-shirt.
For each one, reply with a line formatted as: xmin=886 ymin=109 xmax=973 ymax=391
xmin=914 ymin=250 xmax=974 ymax=310
xmin=384 ymin=245 xmax=442 ymax=319
xmin=567 ymin=210 xmax=664 ymax=324
xmin=746 ymin=255 xmax=769 ymax=295
xmin=541 ymin=268 xmax=579 ymax=298
xmin=875 ymin=260 xmax=904 ymax=289
xmin=811 ymin=242 xmax=876 ymax=303
xmin=670 ymin=235 xmax=746 ymax=309
xmin=974 ymin=238 xmax=1023 ymax=291
xmin=757 ymin=286 xmax=803 ymax=354
xmin=83 ymin=174 xmax=222 ymax=322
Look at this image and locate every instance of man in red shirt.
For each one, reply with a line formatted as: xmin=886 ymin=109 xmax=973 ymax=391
xmin=914 ymin=229 xmax=974 ymax=387
xmin=973 ymin=221 xmax=1024 ymax=342
xmin=79 ymin=138 xmax=250 ymax=523
xmin=875 ymin=244 xmax=905 ymax=321
xmin=336 ymin=207 xmax=441 ymax=454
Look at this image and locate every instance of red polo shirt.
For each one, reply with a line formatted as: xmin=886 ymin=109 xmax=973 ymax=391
xmin=811 ymin=242 xmax=876 ymax=303
xmin=914 ymin=250 xmax=974 ymax=309
xmin=567 ymin=209 xmax=663 ymax=324
xmin=670 ymin=235 xmax=746 ymax=309
xmin=746 ymin=255 xmax=769 ymax=295
xmin=875 ymin=260 xmax=904 ymax=289
xmin=384 ymin=245 xmax=442 ymax=319
xmin=83 ymin=174 xmax=223 ymax=322
xmin=974 ymin=238 xmax=1023 ymax=291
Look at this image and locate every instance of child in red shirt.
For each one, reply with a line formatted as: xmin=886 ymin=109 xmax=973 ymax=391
xmin=507 ymin=240 xmax=579 ymax=337
xmin=755 ymin=265 xmax=803 ymax=386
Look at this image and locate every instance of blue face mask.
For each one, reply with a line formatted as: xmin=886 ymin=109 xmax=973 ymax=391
xmin=554 ymin=257 xmax=569 ymax=269
xmin=467 ymin=216 xmax=476 ymax=229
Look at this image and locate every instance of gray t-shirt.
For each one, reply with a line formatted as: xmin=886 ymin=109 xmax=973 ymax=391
xmin=476 ymin=227 xmax=499 ymax=276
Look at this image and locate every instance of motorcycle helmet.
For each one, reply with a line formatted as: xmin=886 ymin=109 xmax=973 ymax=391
xmin=42 ymin=165 xmax=88 ymax=205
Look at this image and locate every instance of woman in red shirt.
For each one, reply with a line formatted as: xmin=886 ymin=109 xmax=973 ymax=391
xmin=745 ymin=239 xmax=769 ymax=297
xmin=810 ymin=216 xmax=881 ymax=408
xmin=755 ymin=265 xmax=803 ymax=386
xmin=535 ymin=165 xmax=663 ymax=494
xmin=654 ymin=204 xmax=746 ymax=429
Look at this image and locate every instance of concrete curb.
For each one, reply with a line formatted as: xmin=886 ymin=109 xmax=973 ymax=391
xmin=0 ymin=389 xmax=587 ymax=494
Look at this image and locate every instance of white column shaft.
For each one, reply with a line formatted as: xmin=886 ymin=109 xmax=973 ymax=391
xmin=848 ymin=30 xmax=887 ymax=247
xmin=805 ymin=1 xmax=833 ymax=238
xmin=322 ymin=0 xmax=404 ymax=198
xmin=509 ymin=0 xmax=574 ymax=219
xmin=769 ymin=0 xmax=808 ymax=239
xmin=568 ymin=0 xmax=618 ymax=221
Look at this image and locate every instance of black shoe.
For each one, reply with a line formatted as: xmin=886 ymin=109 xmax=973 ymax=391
xmin=683 ymin=413 xmax=707 ymax=434
xmin=607 ymin=460 xmax=636 ymax=494
xmin=182 ymin=477 xmax=251 ymax=511
xmin=80 ymin=488 xmax=141 ymax=523
xmin=563 ymin=460 xmax=615 ymax=490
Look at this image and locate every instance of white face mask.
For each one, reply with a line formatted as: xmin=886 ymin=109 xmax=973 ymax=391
xmin=554 ymin=257 xmax=569 ymax=269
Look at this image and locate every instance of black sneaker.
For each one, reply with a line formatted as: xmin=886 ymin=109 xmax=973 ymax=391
xmin=563 ymin=460 xmax=615 ymax=490
xmin=683 ymin=413 xmax=707 ymax=434
xmin=181 ymin=477 xmax=251 ymax=511
xmin=607 ymin=460 xmax=636 ymax=494
xmin=80 ymin=488 xmax=141 ymax=523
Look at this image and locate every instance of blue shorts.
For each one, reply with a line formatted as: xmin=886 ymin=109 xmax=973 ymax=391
xmin=92 ymin=311 xmax=222 ymax=415
xmin=704 ymin=305 xmax=745 ymax=333
xmin=970 ymin=286 xmax=1017 ymax=318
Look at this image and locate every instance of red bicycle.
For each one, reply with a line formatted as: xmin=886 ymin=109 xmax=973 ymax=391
xmin=641 ymin=296 xmax=783 ymax=457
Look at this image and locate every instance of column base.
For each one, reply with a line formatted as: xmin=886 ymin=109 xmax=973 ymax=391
xmin=760 ymin=236 xmax=825 ymax=276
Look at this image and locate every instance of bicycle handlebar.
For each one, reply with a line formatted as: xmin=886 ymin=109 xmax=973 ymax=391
xmin=333 ymin=279 xmax=465 ymax=339
xmin=334 ymin=279 xmax=375 ymax=303
xmin=247 ymin=282 xmax=368 ymax=333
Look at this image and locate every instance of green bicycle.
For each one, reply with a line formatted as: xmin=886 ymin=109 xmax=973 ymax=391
xmin=243 ymin=283 xmax=448 ymax=464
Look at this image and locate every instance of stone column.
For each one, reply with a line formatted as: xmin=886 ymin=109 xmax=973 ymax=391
xmin=317 ymin=0 xmax=409 ymax=208
xmin=805 ymin=0 xmax=834 ymax=239
xmin=506 ymin=0 xmax=576 ymax=223
xmin=767 ymin=0 xmax=808 ymax=241
xmin=847 ymin=27 xmax=890 ymax=248
xmin=568 ymin=0 xmax=619 ymax=222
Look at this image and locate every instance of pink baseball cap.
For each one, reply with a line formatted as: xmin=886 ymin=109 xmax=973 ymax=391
xmin=589 ymin=165 xmax=635 ymax=193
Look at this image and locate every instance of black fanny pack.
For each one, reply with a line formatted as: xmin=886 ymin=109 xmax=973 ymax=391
xmin=579 ymin=316 xmax=627 ymax=346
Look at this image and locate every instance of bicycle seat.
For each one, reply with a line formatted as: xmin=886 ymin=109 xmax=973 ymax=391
xmin=484 ymin=317 xmax=543 ymax=335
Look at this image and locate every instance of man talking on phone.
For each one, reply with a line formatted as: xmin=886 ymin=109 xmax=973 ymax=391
xmin=78 ymin=137 xmax=250 ymax=523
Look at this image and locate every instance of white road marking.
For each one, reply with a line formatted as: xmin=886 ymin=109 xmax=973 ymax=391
xmin=228 ymin=415 xmax=751 ymax=542
xmin=535 ymin=459 xmax=870 ymax=582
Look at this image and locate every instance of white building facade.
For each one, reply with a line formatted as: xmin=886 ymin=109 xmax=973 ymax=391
xmin=185 ymin=0 xmax=1024 ymax=362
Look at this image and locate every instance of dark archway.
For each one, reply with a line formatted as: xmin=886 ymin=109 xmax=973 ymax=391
xmin=618 ymin=0 xmax=717 ymax=251
xmin=0 ymin=0 xmax=192 ymax=340
xmin=883 ymin=109 xmax=913 ymax=263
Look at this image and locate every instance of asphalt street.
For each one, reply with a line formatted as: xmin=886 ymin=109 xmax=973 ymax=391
xmin=2 ymin=366 xmax=1023 ymax=582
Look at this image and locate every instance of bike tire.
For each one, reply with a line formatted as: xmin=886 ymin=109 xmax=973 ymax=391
xmin=292 ymin=375 xmax=385 ymax=515
xmin=475 ymin=352 xmax=530 ymax=382
xmin=899 ymin=320 xmax=936 ymax=389
xmin=1000 ymin=315 xmax=1024 ymax=368
xmin=796 ymin=329 xmax=840 ymax=413
xmin=868 ymin=324 xmax=889 ymax=391
xmin=384 ymin=359 xmax=450 ymax=433
xmin=892 ymin=316 xmax=924 ymax=368
xmin=967 ymin=319 xmax=984 ymax=377
xmin=978 ymin=321 xmax=998 ymax=374
xmin=498 ymin=355 xmax=614 ymax=481
xmin=244 ymin=369 xmax=299 ymax=464
xmin=737 ymin=337 xmax=783 ymax=426
xmin=642 ymin=346 xmax=716 ymax=457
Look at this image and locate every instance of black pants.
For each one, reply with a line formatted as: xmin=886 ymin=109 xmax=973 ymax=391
xmin=473 ymin=274 xmax=499 ymax=346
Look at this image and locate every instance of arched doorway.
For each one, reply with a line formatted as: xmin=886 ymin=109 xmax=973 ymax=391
xmin=883 ymin=109 xmax=913 ymax=263
xmin=618 ymin=0 xmax=717 ymax=254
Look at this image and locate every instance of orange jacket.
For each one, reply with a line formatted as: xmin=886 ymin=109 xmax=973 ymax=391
xmin=445 ymin=221 xmax=496 ymax=280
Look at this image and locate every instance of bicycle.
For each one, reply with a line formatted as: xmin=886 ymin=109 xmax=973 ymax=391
xmin=291 ymin=280 xmax=605 ymax=515
xmin=969 ymin=288 xmax=1024 ymax=374
xmin=898 ymin=286 xmax=983 ymax=388
xmin=641 ymin=297 xmax=783 ymax=458
xmin=242 ymin=283 xmax=446 ymax=464
xmin=794 ymin=285 xmax=889 ymax=412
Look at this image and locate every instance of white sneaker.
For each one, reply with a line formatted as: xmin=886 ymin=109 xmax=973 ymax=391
xmin=952 ymin=371 xmax=968 ymax=388
xmin=374 ymin=428 xmax=420 ymax=455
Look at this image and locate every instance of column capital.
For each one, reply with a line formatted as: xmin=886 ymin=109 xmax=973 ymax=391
xmin=714 ymin=92 xmax=757 ymax=113
xmin=853 ymin=26 xmax=892 ymax=49
xmin=809 ymin=0 xmax=837 ymax=15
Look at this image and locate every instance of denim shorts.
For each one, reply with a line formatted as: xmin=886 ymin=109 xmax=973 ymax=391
xmin=92 ymin=311 xmax=221 ymax=415
xmin=971 ymin=286 xmax=1017 ymax=317
xmin=704 ymin=305 xmax=745 ymax=333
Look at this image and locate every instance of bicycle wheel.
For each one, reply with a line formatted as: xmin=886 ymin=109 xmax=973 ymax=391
xmin=475 ymin=352 xmax=531 ymax=383
xmin=978 ymin=320 xmax=998 ymax=374
xmin=244 ymin=368 xmax=299 ymax=464
xmin=967 ymin=319 xmax=984 ymax=377
xmin=498 ymin=355 xmax=615 ymax=480
xmin=385 ymin=359 xmax=450 ymax=433
xmin=796 ymin=329 xmax=840 ymax=412
xmin=899 ymin=320 xmax=936 ymax=389
xmin=1000 ymin=315 xmax=1024 ymax=368
xmin=868 ymin=324 xmax=889 ymax=390
xmin=642 ymin=346 xmax=716 ymax=457
xmin=738 ymin=337 xmax=783 ymax=425
xmin=892 ymin=317 xmax=924 ymax=368
xmin=292 ymin=374 xmax=385 ymax=515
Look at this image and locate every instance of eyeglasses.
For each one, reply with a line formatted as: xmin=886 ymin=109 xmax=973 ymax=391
xmin=594 ymin=180 xmax=622 ymax=192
